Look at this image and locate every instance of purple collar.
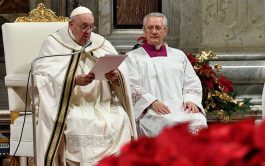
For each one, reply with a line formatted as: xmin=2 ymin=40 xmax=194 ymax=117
xmin=142 ymin=43 xmax=167 ymax=58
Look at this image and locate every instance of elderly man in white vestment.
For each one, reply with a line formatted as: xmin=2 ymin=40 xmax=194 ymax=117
xmin=34 ymin=6 xmax=137 ymax=166
xmin=125 ymin=12 xmax=207 ymax=137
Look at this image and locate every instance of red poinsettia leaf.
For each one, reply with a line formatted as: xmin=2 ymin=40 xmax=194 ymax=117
xmin=209 ymin=143 xmax=250 ymax=166
xmin=218 ymin=74 xmax=234 ymax=93
xmin=136 ymin=36 xmax=147 ymax=43
xmin=97 ymin=155 xmax=118 ymax=166
xmin=186 ymin=53 xmax=198 ymax=66
xmin=203 ymin=120 xmax=255 ymax=143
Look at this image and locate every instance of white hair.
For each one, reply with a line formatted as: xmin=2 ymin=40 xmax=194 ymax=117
xmin=143 ymin=12 xmax=168 ymax=27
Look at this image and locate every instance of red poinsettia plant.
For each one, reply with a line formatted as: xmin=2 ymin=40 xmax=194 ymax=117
xmin=98 ymin=119 xmax=265 ymax=166
xmin=186 ymin=51 xmax=252 ymax=122
xmin=187 ymin=51 xmax=233 ymax=93
xmin=133 ymin=36 xmax=252 ymax=122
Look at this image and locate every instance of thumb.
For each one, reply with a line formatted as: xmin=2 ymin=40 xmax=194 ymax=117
xmin=183 ymin=102 xmax=187 ymax=109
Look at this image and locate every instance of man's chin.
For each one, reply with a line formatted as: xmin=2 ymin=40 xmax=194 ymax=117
xmin=149 ymin=41 xmax=161 ymax=46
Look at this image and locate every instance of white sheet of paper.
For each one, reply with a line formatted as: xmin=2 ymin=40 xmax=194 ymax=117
xmin=89 ymin=54 xmax=128 ymax=80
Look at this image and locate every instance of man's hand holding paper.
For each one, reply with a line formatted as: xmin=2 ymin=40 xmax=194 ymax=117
xmin=105 ymin=69 xmax=119 ymax=82
xmin=75 ymin=73 xmax=95 ymax=86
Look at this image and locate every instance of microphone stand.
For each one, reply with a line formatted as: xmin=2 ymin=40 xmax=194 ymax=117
xmin=30 ymin=41 xmax=92 ymax=166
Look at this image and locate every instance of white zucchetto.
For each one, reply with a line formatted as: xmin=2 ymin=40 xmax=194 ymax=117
xmin=70 ymin=6 xmax=92 ymax=18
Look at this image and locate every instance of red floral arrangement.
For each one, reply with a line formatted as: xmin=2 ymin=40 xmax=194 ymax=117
xmin=98 ymin=119 xmax=265 ymax=166
xmin=186 ymin=51 xmax=252 ymax=122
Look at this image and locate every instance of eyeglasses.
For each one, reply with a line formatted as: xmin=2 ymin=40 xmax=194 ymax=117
xmin=144 ymin=25 xmax=166 ymax=32
xmin=72 ymin=20 xmax=96 ymax=32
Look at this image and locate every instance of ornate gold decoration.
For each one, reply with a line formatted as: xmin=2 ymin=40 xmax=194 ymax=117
xmin=15 ymin=3 xmax=69 ymax=22
xmin=198 ymin=51 xmax=217 ymax=63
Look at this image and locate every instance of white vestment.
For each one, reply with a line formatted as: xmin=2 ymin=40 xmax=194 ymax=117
xmin=125 ymin=46 xmax=207 ymax=136
xmin=35 ymin=27 xmax=137 ymax=166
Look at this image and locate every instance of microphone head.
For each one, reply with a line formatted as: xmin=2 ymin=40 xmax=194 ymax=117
xmin=77 ymin=41 xmax=92 ymax=54
xmin=85 ymin=41 xmax=92 ymax=48
xmin=82 ymin=41 xmax=92 ymax=52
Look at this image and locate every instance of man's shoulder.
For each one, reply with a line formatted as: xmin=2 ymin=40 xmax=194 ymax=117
xmin=91 ymin=32 xmax=105 ymax=40
xmin=89 ymin=32 xmax=118 ymax=53
xmin=127 ymin=46 xmax=144 ymax=55
xmin=90 ymin=32 xmax=106 ymax=46
xmin=50 ymin=26 xmax=67 ymax=37
xmin=166 ymin=45 xmax=183 ymax=52
xmin=166 ymin=46 xmax=186 ymax=57
xmin=48 ymin=27 xmax=71 ymax=45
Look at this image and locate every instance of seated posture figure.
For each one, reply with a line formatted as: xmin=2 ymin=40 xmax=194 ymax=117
xmin=35 ymin=6 xmax=136 ymax=165
xmin=125 ymin=12 xmax=207 ymax=137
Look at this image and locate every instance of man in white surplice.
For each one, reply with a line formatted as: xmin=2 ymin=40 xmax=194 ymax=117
xmin=125 ymin=12 xmax=207 ymax=137
xmin=34 ymin=6 xmax=137 ymax=166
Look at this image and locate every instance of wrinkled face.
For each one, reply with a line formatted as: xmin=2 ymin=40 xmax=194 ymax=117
xmin=144 ymin=16 xmax=168 ymax=46
xmin=69 ymin=13 xmax=95 ymax=46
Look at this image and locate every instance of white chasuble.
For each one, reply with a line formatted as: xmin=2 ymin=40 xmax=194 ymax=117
xmin=35 ymin=27 xmax=136 ymax=166
xmin=125 ymin=46 xmax=207 ymax=136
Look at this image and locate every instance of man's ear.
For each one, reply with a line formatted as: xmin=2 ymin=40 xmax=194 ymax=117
xmin=165 ymin=27 xmax=169 ymax=35
xmin=69 ymin=21 xmax=74 ymax=28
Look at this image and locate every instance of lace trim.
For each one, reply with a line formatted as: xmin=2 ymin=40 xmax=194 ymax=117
xmin=183 ymin=89 xmax=202 ymax=97
xmin=65 ymin=119 xmax=128 ymax=149
xmin=131 ymin=86 xmax=145 ymax=106
xmin=65 ymin=131 xmax=119 ymax=149
xmin=188 ymin=125 xmax=207 ymax=134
